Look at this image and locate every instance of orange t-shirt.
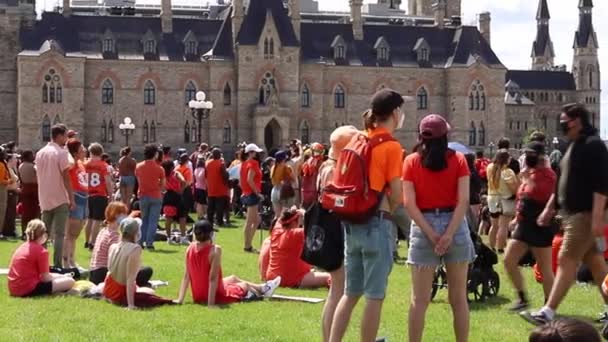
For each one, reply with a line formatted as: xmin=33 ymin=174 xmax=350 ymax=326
xmin=206 ymin=159 xmax=229 ymax=197
xmin=240 ymin=159 xmax=262 ymax=196
xmin=69 ymin=160 xmax=88 ymax=193
xmin=402 ymin=151 xmax=470 ymax=210
xmin=265 ymin=226 xmax=311 ymax=287
xmin=85 ymin=159 xmax=109 ymax=197
xmin=368 ymin=127 xmax=403 ymax=192
xmin=176 ymin=164 xmax=193 ymax=185
xmin=135 ymin=160 xmax=165 ymax=199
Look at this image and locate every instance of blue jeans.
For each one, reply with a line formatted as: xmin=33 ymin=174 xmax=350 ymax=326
xmin=139 ymin=196 xmax=162 ymax=247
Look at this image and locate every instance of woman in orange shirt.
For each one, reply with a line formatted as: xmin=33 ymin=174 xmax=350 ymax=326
xmin=240 ymin=144 xmax=264 ymax=253
xmin=65 ymin=139 xmax=88 ymax=267
xmin=265 ymin=208 xmax=330 ymax=288
xmin=269 ymin=151 xmax=295 ymax=219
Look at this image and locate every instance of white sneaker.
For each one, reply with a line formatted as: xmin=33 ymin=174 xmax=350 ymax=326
xmin=262 ymin=276 xmax=281 ymax=298
xmin=180 ymin=237 xmax=190 ymax=246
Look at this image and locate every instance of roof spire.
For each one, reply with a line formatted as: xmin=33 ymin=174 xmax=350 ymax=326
xmin=531 ymin=0 xmax=554 ymax=70
xmin=536 ymin=0 xmax=550 ymax=20
xmin=578 ymin=0 xmax=593 ymax=9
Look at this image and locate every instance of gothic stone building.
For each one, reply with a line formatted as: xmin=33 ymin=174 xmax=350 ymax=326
xmin=0 ymin=0 xmax=601 ymax=155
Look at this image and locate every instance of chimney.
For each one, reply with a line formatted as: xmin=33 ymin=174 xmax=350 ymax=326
xmin=62 ymin=0 xmax=71 ymax=16
xmin=161 ymin=0 xmax=173 ymax=34
xmin=479 ymin=12 xmax=491 ymax=46
xmin=232 ymin=0 xmax=244 ymax=43
xmin=288 ymin=0 xmax=301 ymax=40
xmin=350 ymin=0 xmax=363 ymax=40
xmin=433 ymin=0 xmax=446 ymax=29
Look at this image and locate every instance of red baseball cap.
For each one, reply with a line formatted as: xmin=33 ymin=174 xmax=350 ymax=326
xmin=419 ymin=114 xmax=451 ymax=139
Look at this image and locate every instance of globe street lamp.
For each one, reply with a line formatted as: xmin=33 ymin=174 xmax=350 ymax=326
xmin=119 ymin=117 xmax=135 ymax=147
xmin=488 ymin=141 xmax=495 ymax=156
xmin=188 ymin=91 xmax=214 ymax=144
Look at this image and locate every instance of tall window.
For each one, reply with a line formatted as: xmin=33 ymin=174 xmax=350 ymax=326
xmin=150 ymin=121 xmax=156 ymax=142
xmin=223 ymin=83 xmax=232 ymax=106
xmin=144 ymin=40 xmax=156 ymax=54
xmin=102 ymin=38 xmax=114 ymax=54
xmin=378 ymin=47 xmax=389 ymax=61
xmin=223 ymin=121 xmax=231 ymax=144
xmin=469 ymin=80 xmax=486 ymax=111
xmin=478 ymin=121 xmax=486 ymax=146
xmin=101 ymin=119 xmax=107 ymax=143
xmin=420 ymin=48 xmax=429 ymax=62
xmin=417 ymin=87 xmax=428 ymax=110
xmin=588 ymin=65 xmax=595 ymax=89
xmin=334 ymin=45 xmax=345 ymax=60
xmin=263 ymin=37 xmax=274 ymax=59
xmin=102 ymin=79 xmax=114 ymax=104
xmin=42 ymin=115 xmax=51 ymax=142
xmin=185 ymin=81 xmax=196 ymax=105
xmin=301 ymin=121 xmax=310 ymax=144
xmin=468 ymin=121 xmax=476 ymax=146
xmin=184 ymin=121 xmax=190 ymax=143
xmin=42 ymin=70 xmax=62 ymax=104
xmin=144 ymin=81 xmax=155 ymax=105
xmin=108 ymin=120 xmax=114 ymax=143
xmin=185 ymin=41 xmax=197 ymax=55
xmin=301 ymin=84 xmax=310 ymax=108
xmin=542 ymin=115 xmax=548 ymax=130
xmin=143 ymin=120 xmax=149 ymax=143
xmin=334 ymin=85 xmax=345 ymax=109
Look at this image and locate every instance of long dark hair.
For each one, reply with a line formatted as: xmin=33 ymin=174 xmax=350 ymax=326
xmin=413 ymin=135 xmax=449 ymax=171
xmin=161 ymin=160 xmax=174 ymax=177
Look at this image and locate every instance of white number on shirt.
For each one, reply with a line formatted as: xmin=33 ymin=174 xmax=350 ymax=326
xmin=90 ymin=172 xmax=101 ymax=187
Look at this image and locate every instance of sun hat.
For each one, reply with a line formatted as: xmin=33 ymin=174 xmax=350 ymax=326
xmin=328 ymin=125 xmax=359 ymax=160
xmin=245 ymin=143 xmax=263 ymax=154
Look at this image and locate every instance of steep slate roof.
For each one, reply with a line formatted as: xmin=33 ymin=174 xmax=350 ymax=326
xmin=19 ymin=11 xmax=232 ymax=60
xmin=300 ymin=23 xmax=502 ymax=67
xmin=574 ymin=0 xmax=597 ymax=48
xmin=532 ymin=0 xmax=553 ymax=58
xmin=536 ymin=0 xmax=550 ymax=20
xmin=236 ymin=0 xmax=299 ymax=46
xmin=505 ymin=70 xmax=576 ymax=90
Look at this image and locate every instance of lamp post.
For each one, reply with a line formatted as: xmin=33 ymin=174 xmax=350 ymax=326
xmin=119 ymin=117 xmax=135 ymax=147
xmin=488 ymin=141 xmax=495 ymax=156
xmin=552 ymin=137 xmax=559 ymax=151
xmin=188 ymin=91 xmax=213 ymax=144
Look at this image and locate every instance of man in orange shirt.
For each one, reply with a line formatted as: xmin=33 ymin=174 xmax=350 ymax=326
xmin=206 ymin=148 xmax=230 ymax=227
xmin=135 ymin=144 xmax=166 ymax=250
xmin=84 ymin=143 xmax=114 ymax=249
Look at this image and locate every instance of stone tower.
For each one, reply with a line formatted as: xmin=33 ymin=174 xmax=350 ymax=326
xmin=531 ymin=0 xmax=554 ymax=70
xmin=0 ymin=0 xmax=35 ymax=142
xmin=409 ymin=0 xmax=460 ymax=18
xmin=572 ymin=0 xmax=601 ymax=123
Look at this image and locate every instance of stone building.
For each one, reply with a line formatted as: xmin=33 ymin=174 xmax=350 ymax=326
xmin=0 ymin=0 xmax=601 ymax=155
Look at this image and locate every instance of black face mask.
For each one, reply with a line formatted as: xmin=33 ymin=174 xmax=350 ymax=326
xmin=560 ymin=121 xmax=572 ymax=136
xmin=525 ymin=155 xmax=540 ymax=168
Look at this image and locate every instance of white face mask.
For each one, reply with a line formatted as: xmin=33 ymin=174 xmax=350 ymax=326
xmin=395 ymin=109 xmax=405 ymax=130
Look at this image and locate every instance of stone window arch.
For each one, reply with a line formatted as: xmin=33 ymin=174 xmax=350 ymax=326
xmin=143 ymin=120 xmax=149 ymax=143
xmin=223 ymin=83 xmax=232 ymax=106
xmin=417 ymin=87 xmax=428 ymax=110
xmin=185 ymin=81 xmax=197 ymax=105
xmin=150 ymin=121 xmax=156 ymax=142
xmin=301 ymin=84 xmax=311 ymax=108
xmin=102 ymin=79 xmax=114 ymax=105
xmin=42 ymin=69 xmax=62 ymax=104
xmin=108 ymin=119 xmax=114 ymax=143
xmin=53 ymin=115 xmax=61 ymax=125
xmin=223 ymin=120 xmax=232 ymax=144
xmin=144 ymin=80 xmax=156 ymax=105
xmin=468 ymin=121 xmax=476 ymax=146
xmin=469 ymin=80 xmax=486 ymax=111
xmin=300 ymin=120 xmax=310 ymax=144
xmin=478 ymin=121 xmax=486 ymax=146
xmin=101 ymin=119 xmax=107 ymax=143
xmin=334 ymin=85 xmax=346 ymax=109
xmin=42 ymin=115 xmax=51 ymax=142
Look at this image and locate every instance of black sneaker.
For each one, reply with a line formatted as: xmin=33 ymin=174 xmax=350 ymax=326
xmin=508 ymin=300 xmax=529 ymax=312
xmin=244 ymin=247 xmax=259 ymax=254
xmin=597 ymin=311 xmax=608 ymax=323
xmin=520 ymin=310 xmax=552 ymax=326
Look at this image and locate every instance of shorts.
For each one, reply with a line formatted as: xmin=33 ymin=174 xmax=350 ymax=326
xmin=408 ymin=212 xmax=475 ymax=267
xmin=512 ymin=220 xmax=557 ymax=248
xmin=487 ymin=195 xmax=515 ymax=216
xmin=120 ymin=176 xmax=136 ymax=187
xmin=88 ymin=196 xmax=108 ymax=221
xmin=194 ymin=189 xmax=208 ymax=205
xmin=25 ymin=281 xmax=53 ymax=297
xmin=560 ymin=212 xmax=604 ymax=261
xmin=224 ymin=282 xmax=247 ymax=301
xmin=163 ymin=191 xmax=187 ymax=219
xmin=343 ymin=216 xmax=394 ymax=300
xmin=241 ymin=193 xmax=260 ymax=207
xmin=270 ymin=185 xmax=295 ymax=207
xmin=69 ymin=192 xmax=88 ymax=220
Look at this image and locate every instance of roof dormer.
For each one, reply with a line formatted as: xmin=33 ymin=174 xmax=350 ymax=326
xmin=373 ymin=36 xmax=390 ymax=65
xmin=102 ymin=28 xmax=116 ymax=59
xmin=182 ymin=30 xmax=199 ymax=61
xmin=141 ymin=29 xmax=158 ymax=60
xmin=331 ymin=35 xmax=347 ymax=62
xmin=413 ymin=38 xmax=431 ymax=67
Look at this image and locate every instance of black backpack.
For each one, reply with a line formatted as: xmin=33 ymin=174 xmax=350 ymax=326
xmin=300 ymin=202 xmax=343 ymax=272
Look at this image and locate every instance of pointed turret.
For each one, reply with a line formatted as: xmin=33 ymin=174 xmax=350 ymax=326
xmin=531 ymin=0 xmax=554 ymax=70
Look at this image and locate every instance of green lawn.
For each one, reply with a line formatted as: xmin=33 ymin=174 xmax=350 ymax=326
xmin=0 ymin=220 xmax=604 ymax=341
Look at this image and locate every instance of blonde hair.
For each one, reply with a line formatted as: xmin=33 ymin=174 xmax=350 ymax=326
xmin=25 ymin=219 xmax=47 ymax=242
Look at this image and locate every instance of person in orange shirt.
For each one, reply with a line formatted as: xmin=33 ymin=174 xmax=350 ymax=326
xmin=269 ymin=151 xmax=295 ymax=219
xmin=176 ymin=153 xmax=194 ymax=215
xmin=240 ymin=143 xmax=264 ymax=253
xmin=84 ymin=143 xmax=113 ymax=250
xmin=0 ymin=147 xmax=12 ymax=237
xmin=330 ymin=89 xmax=406 ymax=342
xmin=64 ymin=139 xmax=88 ymax=267
xmin=206 ymin=148 xmax=230 ymax=227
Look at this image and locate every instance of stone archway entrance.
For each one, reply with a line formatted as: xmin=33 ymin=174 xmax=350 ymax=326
xmin=264 ymin=119 xmax=281 ymax=151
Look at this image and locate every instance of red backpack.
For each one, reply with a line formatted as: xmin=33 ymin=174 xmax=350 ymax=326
xmin=320 ymin=133 xmax=395 ymax=224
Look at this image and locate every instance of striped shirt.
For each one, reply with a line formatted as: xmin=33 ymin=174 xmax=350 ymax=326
xmin=90 ymin=228 xmax=120 ymax=270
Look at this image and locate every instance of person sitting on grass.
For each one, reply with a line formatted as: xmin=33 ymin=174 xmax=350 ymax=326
xmin=8 ymin=219 xmax=75 ymax=297
xmin=89 ymin=202 xmax=152 ymax=286
xmin=175 ymin=220 xmax=281 ymax=306
xmin=103 ymin=217 xmax=172 ymax=309
xmin=529 ymin=318 xmax=601 ymax=342
xmin=264 ymin=208 xmax=331 ymax=289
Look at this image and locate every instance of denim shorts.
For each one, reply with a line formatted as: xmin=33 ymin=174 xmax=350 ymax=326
xmin=343 ymin=216 xmax=394 ymax=300
xmin=69 ymin=192 xmax=88 ymax=220
xmin=408 ymin=212 xmax=475 ymax=267
xmin=241 ymin=194 xmax=260 ymax=207
xmin=120 ymin=175 xmax=136 ymax=187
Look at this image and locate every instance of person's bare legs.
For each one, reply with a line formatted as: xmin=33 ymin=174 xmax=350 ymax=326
xmin=84 ymin=219 xmax=92 ymax=245
xmin=299 ymin=271 xmax=331 ymax=289
xmin=323 ymin=266 xmax=344 ymax=342
xmin=408 ymin=266 xmax=435 ymax=342
xmin=497 ymin=215 xmax=512 ymax=250
xmin=244 ymin=206 xmax=259 ymax=250
xmin=165 ymin=218 xmax=173 ymax=238
xmin=488 ymin=216 xmax=500 ymax=249
xmin=121 ymin=185 xmax=134 ymax=211
xmin=545 ymin=255 xmax=578 ymax=310
xmin=583 ymin=252 xmax=608 ymax=303
xmin=504 ymin=239 xmax=530 ymax=298
xmin=196 ymin=203 xmax=207 ymax=220
xmin=329 ymin=295 xmax=360 ymax=342
xmin=50 ymin=274 xmax=76 ymax=294
xmin=531 ymin=247 xmax=555 ymax=300
xmin=361 ymin=298 xmax=384 ymax=342
xmin=179 ymin=217 xmax=187 ymax=237
xmin=446 ymin=262 xmax=470 ymax=342
xmin=64 ymin=218 xmax=83 ymax=267
xmin=88 ymin=220 xmax=102 ymax=247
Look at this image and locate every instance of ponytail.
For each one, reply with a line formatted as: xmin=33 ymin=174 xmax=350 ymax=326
xmin=25 ymin=219 xmax=46 ymax=242
xmin=362 ymin=110 xmax=377 ymax=130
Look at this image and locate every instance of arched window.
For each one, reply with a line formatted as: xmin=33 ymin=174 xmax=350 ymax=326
xmin=41 ymin=115 xmax=51 ymax=142
xmin=102 ymin=38 xmax=114 ymax=54
xmin=144 ymin=81 xmax=155 ymax=105
xmin=53 ymin=115 xmax=61 ymax=125
xmin=588 ymin=65 xmax=595 ymax=89
xmin=101 ymin=119 xmax=107 ymax=143
xmin=334 ymin=85 xmax=345 ymax=109
xmin=468 ymin=121 xmax=476 ymax=146
xmin=184 ymin=121 xmax=190 ymax=143
xmin=223 ymin=120 xmax=231 ymax=144
xmin=49 ymin=83 xmax=55 ymax=103
xmin=143 ymin=120 xmax=149 ymax=143
xmin=417 ymin=87 xmax=428 ymax=110
xmin=478 ymin=121 xmax=486 ymax=146
xmin=301 ymin=84 xmax=311 ymax=108
xmin=42 ymin=70 xmax=62 ymax=104
xmin=108 ymin=119 xmax=114 ymax=143
xmin=184 ymin=81 xmax=196 ymax=105
xmin=263 ymin=37 xmax=274 ymax=59
xmin=150 ymin=121 xmax=156 ymax=142
xmin=56 ymin=85 xmax=62 ymax=103
xmin=223 ymin=83 xmax=232 ymax=106
xmin=258 ymin=72 xmax=276 ymax=105
xmin=469 ymin=80 xmax=486 ymax=111
xmin=542 ymin=115 xmax=548 ymax=130
xmin=102 ymin=79 xmax=114 ymax=104
xmin=42 ymin=83 xmax=48 ymax=103
xmin=301 ymin=121 xmax=310 ymax=145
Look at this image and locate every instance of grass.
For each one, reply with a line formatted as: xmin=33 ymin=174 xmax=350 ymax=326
xmin=0 ymin=218 xmax=605 ymax=341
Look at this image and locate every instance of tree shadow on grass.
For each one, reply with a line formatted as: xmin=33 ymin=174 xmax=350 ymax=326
xmin=433 ymin=295 xmax=510 ymax=311
xmin=148 ymin=249 xmax=178 ymax=255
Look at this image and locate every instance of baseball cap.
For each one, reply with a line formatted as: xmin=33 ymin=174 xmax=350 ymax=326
xmin=371 ymin=89 xmax=409 ymax=116
xmin=245 ymin=143 xmax=263 ymax=154
xmin=67 ymin=130 xmax=78 ymax=138
xmin=274 ymin=150 xmax=288 ymax=163
xmin=120 ymin=217 xmax=141 ymax=236
xmin=419 ymin=114 xmax=451 ymax=139
xmin=193 ymin=220 xmax=218 ymax=235
xmin=524 ymin=141 xmax=546 ymax=155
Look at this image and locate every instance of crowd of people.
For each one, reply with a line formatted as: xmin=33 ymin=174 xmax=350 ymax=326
xmin=2 ymin=89 xmax=608 ymax=341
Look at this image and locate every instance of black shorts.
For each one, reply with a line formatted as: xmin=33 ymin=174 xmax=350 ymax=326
xmin=163 ymin=191 xmax=187 ymax=219
xmin=194 ymin=189 xmax=208 ymax=205
xmin=26 ymin=281 xmax=53 ymax=297
xmin=88 ymin=196 xmax=108 ymax=221
xmin=512 ymin=220 xmax=557 ymax=248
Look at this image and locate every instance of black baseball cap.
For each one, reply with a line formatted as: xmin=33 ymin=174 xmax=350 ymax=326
xmin=371 ymin=88 xmax=407 ymax=116
xmin=524 ymin=141 xmax=546 ymax=155
xmin=193 ymin=220 xmax=218 ymax=235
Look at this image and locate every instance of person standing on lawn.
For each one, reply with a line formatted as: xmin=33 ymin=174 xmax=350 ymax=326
xmin=135 ymin=144 xmax=166 ymax=250
xmin=193 ymin=157 xmax=208 ymax=220
xmin=523 ymin=104 xmax=608 ymax=325
xmin=18 ymin=150 xmax=40 ymax=237
xmin=84 ymin=143 xmax=113 ymax=250
xmin=35 ymin=124 xmax=74 ymax=267
xmin=118 ymin=147 xmax=137 ymax=210
xmin=330 ymin=89 xmax=405 ymax=342
xmin=206 ymin=148 xmax=230 ymax=227
xmin=240 ymin=143 xmax=264 ymax=253
xmin=64 ymin=139 xmax=88 ymax=268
